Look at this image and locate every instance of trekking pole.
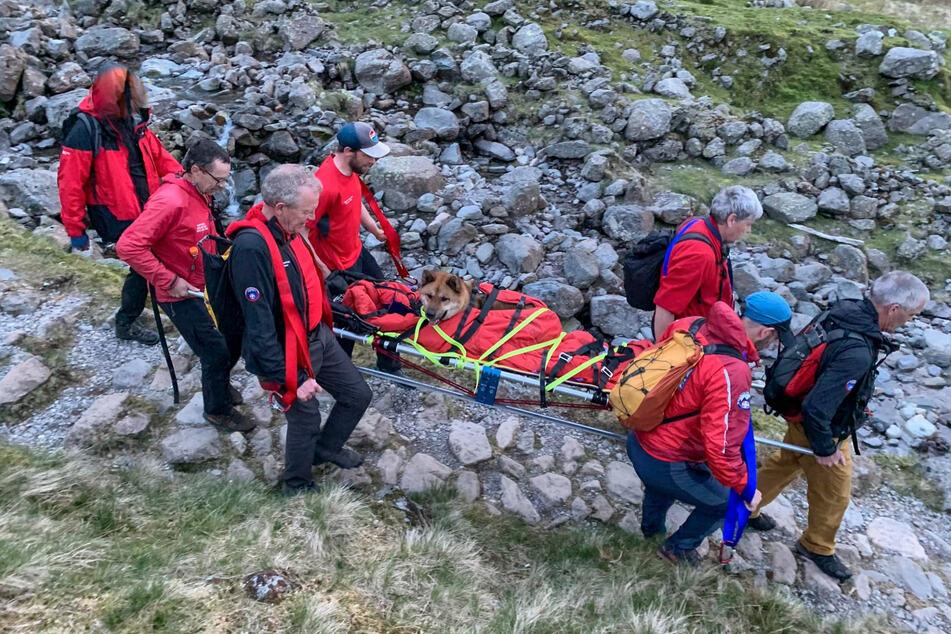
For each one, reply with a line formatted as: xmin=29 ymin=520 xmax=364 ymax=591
xmin=149 ymin=284 xmax=180 ymax=404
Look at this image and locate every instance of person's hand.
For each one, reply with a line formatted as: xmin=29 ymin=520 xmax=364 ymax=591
xmin=815 ymin=450 xmax=846 ymax=467
xmin=296 ymin=378 xmax=323 ymax=402
xmin=71 ymin=234 xmax=92 ymax=257
xmin=745 ymin=489 xmax=763 ymax=512
xmin=169 ymin=277 xmax=200 ymax=299
xmin=373 ymin=227 xmax=386 ymax=242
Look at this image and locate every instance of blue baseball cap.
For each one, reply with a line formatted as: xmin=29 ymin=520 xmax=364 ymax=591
xmin=336 ymin=121 xmax=390 ymax=158
xmin=743 ymin=291 xmax=792 ymax=328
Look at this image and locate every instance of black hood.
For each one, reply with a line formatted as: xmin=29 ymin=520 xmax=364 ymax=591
xmin=826 ymin=298 xmax=884 ymax=344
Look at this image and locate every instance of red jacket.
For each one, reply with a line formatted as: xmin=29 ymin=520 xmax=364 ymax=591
xmin=635 ymin=302 xmax=758 ymax=496
xmin=116 ymin=176 xmax=217 ymax=304
xmin=653 ymin=217 xmax=733 ymax=320
xmin=58 ymin=92 xmax=182 ymax=238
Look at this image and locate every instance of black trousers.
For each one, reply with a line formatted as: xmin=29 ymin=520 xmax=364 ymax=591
xmin=116 ymin=269 xmax=149 ymax=330
xmin=334 ymin=246 xmax=401 ymax=372
xmin=158 ymin=298 xmax=242 ymax=415
xmin=283 ymin=322 xmax=372 ymax=489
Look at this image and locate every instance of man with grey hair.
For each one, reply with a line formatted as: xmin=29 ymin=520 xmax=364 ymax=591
xmin=749 ymin=271 xmax=929 ymax=581
xmin=227 ymin=164 xmax=372 ymax=496
xmin=652 ymin=185 xmax=763 ymax=339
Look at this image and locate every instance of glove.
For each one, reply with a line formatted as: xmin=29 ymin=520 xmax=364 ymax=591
xmin=70 ymin=234 xmax=90 ymax=251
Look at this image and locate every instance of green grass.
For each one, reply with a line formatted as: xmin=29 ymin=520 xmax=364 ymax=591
xmin=0 ymin=218 xmax=124 ymax=311
xmin=871 ymin=453 xmax=946 ymax=511
xmin=0 ymin=441 xmax=892 ymax=633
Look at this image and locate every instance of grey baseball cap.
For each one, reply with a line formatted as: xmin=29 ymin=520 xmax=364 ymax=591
xmin=336 ymin=121 xmax=390 ymax=158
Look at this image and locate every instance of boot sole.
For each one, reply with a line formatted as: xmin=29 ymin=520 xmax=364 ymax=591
xmin=794 ymin=542 xmax=851 ymax=581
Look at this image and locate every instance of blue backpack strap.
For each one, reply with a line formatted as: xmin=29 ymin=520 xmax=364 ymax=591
xmin=662 ymin=218 xmax=705 ymax=276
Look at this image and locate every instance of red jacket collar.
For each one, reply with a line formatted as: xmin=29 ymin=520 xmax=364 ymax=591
xmin=168 ymin=174 xmax=211 ymax=208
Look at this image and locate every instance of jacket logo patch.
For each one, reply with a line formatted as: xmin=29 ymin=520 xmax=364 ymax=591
xmin=678 ymin=368 xmax=694 ymax=391
xmin=244 ymin=287 xmax=260 ymax=302
xmin=343 ymin=195 xmax=354 ymax=205
xmin=737 ymin=392 xmax=751 ymax=410
xmin=196 ymin=222 xmax=208 ymax=233
xmin=845 ymin=379 xmax=856 ymax=392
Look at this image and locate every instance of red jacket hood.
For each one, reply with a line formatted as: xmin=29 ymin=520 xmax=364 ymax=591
xmin=697 ymin=301 xmax=760 ymax=364
xmin=78 ymin=92 xmax=152 ymax=124
xmin=166 ymin=174 xmax=208 ymax=206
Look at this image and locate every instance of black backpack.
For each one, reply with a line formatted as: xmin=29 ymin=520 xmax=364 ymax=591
xmin=61 ymin=109 xmax=102 ymax=187
xmin=621 ymin=219 xmax=720 ymax=310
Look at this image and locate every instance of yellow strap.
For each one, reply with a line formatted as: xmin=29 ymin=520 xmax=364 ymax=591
xmin=477 ymin=308 xmax=549 ymax=363
xmin=546 ymin=352 xmax=606 ymax=391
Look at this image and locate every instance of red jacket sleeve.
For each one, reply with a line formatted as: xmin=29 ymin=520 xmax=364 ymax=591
xmin=57 ymin=145 xmax=92 ymax=238
xmin=145 ymin=131 xmax=183 ymax=180
xmin=653 ymin=241 xmax=716 ymax=317
xmin=116 ymin=187 xmax=182 ymax=291
xmin=698 ymin=359 xmax=751 ymax=496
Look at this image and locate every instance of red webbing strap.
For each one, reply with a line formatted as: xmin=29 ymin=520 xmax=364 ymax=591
xmin=359 ymin=178 xmax=410 ymax=278
xmin=249 ymin=219 xmax=314 ymax=409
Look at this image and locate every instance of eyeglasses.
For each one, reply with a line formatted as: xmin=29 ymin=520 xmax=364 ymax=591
xmin=201 ymin=167 xmax=230 ymax=186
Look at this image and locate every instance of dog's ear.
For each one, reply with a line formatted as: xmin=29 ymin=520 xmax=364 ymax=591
xmin=421 ymin=269 xmax=435 ymax=286
xmin=446 ymin=274 xmax=461 ymax=293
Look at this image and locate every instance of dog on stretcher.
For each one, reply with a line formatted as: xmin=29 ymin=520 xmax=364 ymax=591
xmin=418 ymin=269 xmax=519 ymax=323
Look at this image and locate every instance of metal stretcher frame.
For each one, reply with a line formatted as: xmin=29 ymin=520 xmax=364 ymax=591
xmin=334 ymin=327 xmax=814 ymax=456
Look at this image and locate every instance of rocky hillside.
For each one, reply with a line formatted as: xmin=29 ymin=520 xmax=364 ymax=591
xmin=1 ymin=0 xmax=951 ymax=631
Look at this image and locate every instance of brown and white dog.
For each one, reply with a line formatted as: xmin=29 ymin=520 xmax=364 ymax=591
xmin=417 ymin=269 xmax=517 ymax=323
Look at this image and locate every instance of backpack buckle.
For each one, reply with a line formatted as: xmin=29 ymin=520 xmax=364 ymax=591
xmin=600 ymin=366 xmax=614 ymax=379
xmin=558 ymin=352 xmax=573 ymax=364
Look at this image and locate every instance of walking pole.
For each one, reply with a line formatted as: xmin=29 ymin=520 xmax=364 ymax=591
xmin=149 ymin=284 xmax=179 ymax=404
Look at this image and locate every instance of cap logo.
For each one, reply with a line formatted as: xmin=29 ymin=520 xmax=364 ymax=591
xmin=368 ymin=129 xmax=377 ymax=143
xmin=845 ymin=379 xmax=856 ymax=392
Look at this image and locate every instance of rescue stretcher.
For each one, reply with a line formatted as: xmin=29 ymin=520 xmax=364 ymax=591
xmin=330 ymin=276 xmax=813 ymax=457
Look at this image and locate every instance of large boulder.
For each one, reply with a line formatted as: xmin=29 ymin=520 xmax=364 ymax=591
xmin=624 ymin=99 xmax=672 ymax=141
xmin=400 ymin=453 xmax=451 ymax=493
xmin=496 ymin=234 xmax=543 ymax=273
xmin=45 ymin=88 xmax=92 ymax=134
xmin=0 ymin=169 xmax=59 ymax=217
xmin=522 ymin=279 xmax=584 ymax=318
xmin=0 ymin=44 xmax=26 ymax=101
xmin=437 ymin=218 xmax=478 ymax=254
xmin=852 ymin=103 xmax=888 ymax=150
xmin=887 ymin=103 xmax=951 ymax=135
xmin=75 ymin=26 xmax=140 ymax=58
xmin=414 ymin=107 xmax=459 ymax=140
xmin=817 ymin=187 xmax=850 ymax=215
xmin=878 ymin=47 xmax=940 ymax=79
xmin=368 ymin=156 xmax=443 ymax=211
xmin=762 ymin=192 xmax=817 ymax=224
xmin=590 ymin=295 xmax=651 ymax=337
xmin=460 ymin=50 xmax=498 ymax=82
xmin=787 ymin=101 xmax=835 ymax=138
xmin=855 ymin=31 xmax=883 ymax=57
xmin=161 ymin=427 xmax=223 ymax=465
xmin=823 ymin=120 xmax=866 ymax=157
xmin=501 ymin=180 xmax=544 ymax=216
xmin=278 ymin=16 xmax=325 ymax=51
xmin=66 ymin=392 xmax=130 ymax=448
xmin=601 ymin=204 xmax=655 ymax=242
xmin=0 ymin=355 xmax=50 ymax=405
xmin=511 ymin=23 xmax=548 ymax=56
xmin=354 ymin=48 xmax=411 ymax=94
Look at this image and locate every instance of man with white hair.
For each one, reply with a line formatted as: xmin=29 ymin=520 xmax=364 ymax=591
xmin=227 ymin=164 xmax=372 ymax=496
xmin=749 ymin=271 xmax=930 ymax=581
xmin=653 ymin=185 xmax=763 ymax=339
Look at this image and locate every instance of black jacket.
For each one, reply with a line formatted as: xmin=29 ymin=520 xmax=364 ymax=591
xmin=228 ymin=217 xmax=316 ymax=385
xmin=801 ymin=298 xmax=886 ymax=456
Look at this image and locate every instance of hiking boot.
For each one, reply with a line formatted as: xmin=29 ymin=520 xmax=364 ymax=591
xmin=641 ymin=527 xmax=665 ymax=540
xmin=747 ymin=513 xmax=777 ymax=532
xmin=313 ymin=446 xmax=364 ymax=469
xmin=229 ymin=384 xmax=244 ymax=405
xmin=281 ymin=482 xmax=319 ymax=498
xmin=204 ymin=409 xmax=255 ymax=433
xmin=795 ymin=541 xmax=852 ymax=581
xmin=116 ymin=321 xmax=160 ymax=346
xmin=658 ymin=542 xmax=701 ymax=567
